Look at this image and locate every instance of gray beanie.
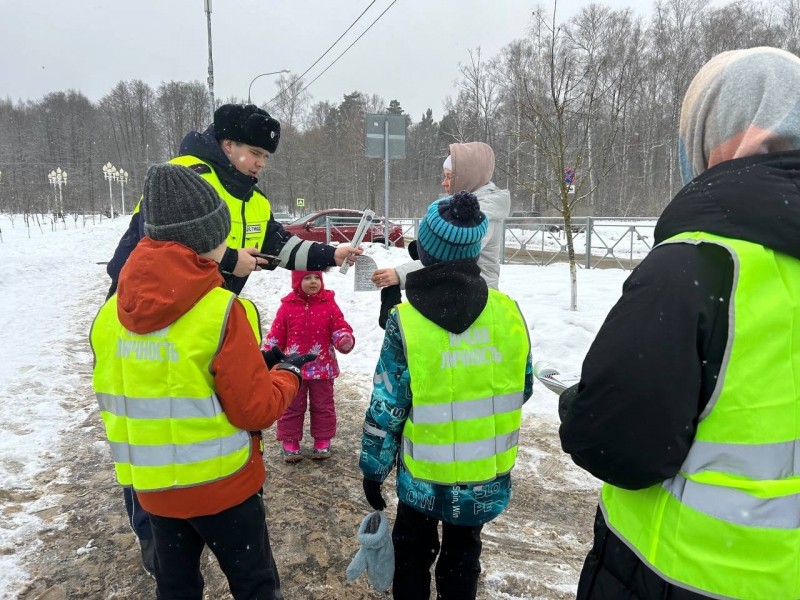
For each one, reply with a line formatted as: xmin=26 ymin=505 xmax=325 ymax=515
xmin=142 ymin=164 xmax=231 ymax=254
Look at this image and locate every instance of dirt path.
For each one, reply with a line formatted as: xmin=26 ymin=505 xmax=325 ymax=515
xmin=16 ymin=339 xmax=600 ymax=599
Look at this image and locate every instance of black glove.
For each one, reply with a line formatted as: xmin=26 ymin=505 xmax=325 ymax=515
xmin=261 ymin=347 xmax=286 ymax=369
xmin=276 ymin=353 xmax=318 ymax=381
xmin=378 ymin=285 xmax=402 ymax=330
xmin=362 ymin=478 xmax=386 ymax=511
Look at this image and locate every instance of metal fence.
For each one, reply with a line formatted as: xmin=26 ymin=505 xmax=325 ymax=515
xmin=322 ymin=215 xmax=659 ymax=271
xmin=501 ymin=216 xmax=658 ymax=270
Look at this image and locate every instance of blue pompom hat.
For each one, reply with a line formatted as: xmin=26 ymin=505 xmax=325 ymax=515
xmin=416 ymin=191 xmax=488 ymax=265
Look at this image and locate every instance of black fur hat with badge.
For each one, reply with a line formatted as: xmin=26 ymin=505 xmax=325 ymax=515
xmin=213 ymin=104 xmax=281 ymax=153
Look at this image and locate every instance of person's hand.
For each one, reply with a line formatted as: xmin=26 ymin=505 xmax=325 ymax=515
xmin=333 ymin=245 xmax=363 ymax=266
xmin=362 ymin=478 xmax=386 ymax=511
xmin=233 ymin=247 xmax=268 ymax=277
xmin=276 ymin=353 xmax=318 ymax=381
xmin=332 ymin=329 xmax=355 ymax=353
xmin=261 ymin=347 xmax=286 ymax=369
xmin=372 ymin=268 xmax=399 ymax=288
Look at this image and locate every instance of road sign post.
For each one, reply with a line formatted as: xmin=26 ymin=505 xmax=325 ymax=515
xmin=365 ymin=114 xmax=406 ymax=248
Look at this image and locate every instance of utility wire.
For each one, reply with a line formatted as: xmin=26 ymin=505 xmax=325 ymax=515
xmin=277 ymin=0 xmax=379 ymax=95
xmin=267 ymin=0 xmax=398 ymax=107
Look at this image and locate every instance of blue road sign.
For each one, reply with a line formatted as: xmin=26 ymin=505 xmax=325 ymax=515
xmin=564 ymin=166 xmax=576 ymax=185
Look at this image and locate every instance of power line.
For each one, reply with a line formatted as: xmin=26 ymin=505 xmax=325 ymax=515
xmin=286 ymin=0 xmax=380 ymax=90
xmin=267 ymin=0 xmax=399 ymax=107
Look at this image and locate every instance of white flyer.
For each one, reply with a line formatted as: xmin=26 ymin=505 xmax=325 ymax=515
xmin=353 ymin=255 xmax=380 ymax=291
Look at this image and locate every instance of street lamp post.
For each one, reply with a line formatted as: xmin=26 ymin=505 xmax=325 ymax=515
xmin=247 ymin=69 xmax=290 ymax=104
xmin=103 ymin=162 xmax=118 ymax=219
xmin=47 ymin=167 xmax=67 ymax=217
xmin=117 ymin=168 xmax=129 ymax=216
xmin=205 ymin=0 xmax=215 ymax=117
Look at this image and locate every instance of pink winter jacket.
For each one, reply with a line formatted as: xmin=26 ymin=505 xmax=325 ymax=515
xmin=264 ymin=271 xmax=355 ymax=379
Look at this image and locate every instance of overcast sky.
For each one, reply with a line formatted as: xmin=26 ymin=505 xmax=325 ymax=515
xmin=3 ymin=1 xmax=683 ymax=121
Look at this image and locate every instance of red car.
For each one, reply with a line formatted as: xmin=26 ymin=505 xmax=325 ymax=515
xmin=282 ymin=209 xmax=405 ymax=247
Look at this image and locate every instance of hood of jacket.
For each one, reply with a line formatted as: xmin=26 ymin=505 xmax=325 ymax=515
xmin=116 ymin=238 xmax=225 ymax=334
xmin=281 ymin=287 xmax=336 ymax=306
xmin=473 ymin=181 xmax=511 ymax=221
xmin=405 ymin=260 xmax=488 ymax=334
xmin=179 ymin=124 xmax=265 ymax=200
xmin=654 ymin=150 xmax=800 ymax=261
xmin=449 ymin=142 xmax=495 ymax=194
xmin=291 ymin=270 xmax=325 ymax=295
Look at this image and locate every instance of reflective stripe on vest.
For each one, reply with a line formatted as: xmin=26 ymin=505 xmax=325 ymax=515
xmin=90 ymin=287 xmax=256 ymax=492
xmin=169 ymin=155 xmax=271 ymax=250
xmin=396 ymin=289 xmax=529 ymax=485
xmin=601 ymin=232 xmax=800 ymax=599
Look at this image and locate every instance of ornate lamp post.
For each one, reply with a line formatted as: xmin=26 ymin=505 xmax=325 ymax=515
xmin=47 ymin=167 xmax=67 ymax=216
xmin=102 ymin=162 xmax=118 ymax=219
xmin=247 ymin=69 xmax=290 ymax=104
xmin=117 ymin=168 xmax=129 ymax=216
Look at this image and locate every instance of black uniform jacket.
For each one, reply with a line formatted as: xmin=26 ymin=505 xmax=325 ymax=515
xmin=106 ymin=126 xmax=335 ymax=297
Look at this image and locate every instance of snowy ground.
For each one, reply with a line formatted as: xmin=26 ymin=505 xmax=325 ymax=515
xmin=0 ymin=215 xmax=632 ymax=599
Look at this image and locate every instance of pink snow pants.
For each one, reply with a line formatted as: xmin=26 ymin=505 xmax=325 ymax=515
xmin=276 ymin=379 xmax=336 ymax=442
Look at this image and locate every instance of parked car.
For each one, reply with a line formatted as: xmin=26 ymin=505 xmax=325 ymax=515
xmin=509 ymin=210 xmax=541 ymax=219
xmin=508 ymin=210 xmax=541 ymax=230
xmin=273 ymin=211 xmax=293 ymax=224
xmin=508 ymin=210 xmax=562 ymax=233
xmin=283 ymin=209 xmax=405 ymax=247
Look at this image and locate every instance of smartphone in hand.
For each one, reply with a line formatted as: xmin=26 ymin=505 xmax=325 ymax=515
xmin=254 ymin=253 xmax=282 ymax=268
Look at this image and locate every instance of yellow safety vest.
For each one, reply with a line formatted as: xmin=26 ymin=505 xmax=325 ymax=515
xmin=132 ymin=156 xmax=272 ymax=250
xmin=169 ymin=155 xmax=271 ymax=250
xmin=602 ymin=232 xmax=800 ymax=599
xmin=396 ymin=289 xmax=530 ymax=485
xmin=90 ymin=287 xmax=262 ymax=492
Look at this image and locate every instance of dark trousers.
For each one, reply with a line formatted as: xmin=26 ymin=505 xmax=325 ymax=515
xmin=149 ymin=492 xmax=282 ymax=600
xmin=123 ymin=486 xmax=152 ymax=540
xmin=392 ymin=501 xmax=483 ymax=600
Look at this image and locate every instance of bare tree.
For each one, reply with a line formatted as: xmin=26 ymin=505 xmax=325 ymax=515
xmin=156 ymin=81 xmax=210 ymax=157
xmin=512 ymin=2 xmax=641 ymax=309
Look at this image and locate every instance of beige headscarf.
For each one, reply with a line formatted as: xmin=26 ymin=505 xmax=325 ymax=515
xmin=448 ymin=142 xmax=495 ymax=193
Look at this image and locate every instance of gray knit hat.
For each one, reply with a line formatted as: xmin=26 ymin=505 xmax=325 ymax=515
xmin=142 ymin=164 xmax=231 ymax=254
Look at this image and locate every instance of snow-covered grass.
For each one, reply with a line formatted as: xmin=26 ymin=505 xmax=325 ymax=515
xmin=0 ymin=214 xmax=630 ymax=596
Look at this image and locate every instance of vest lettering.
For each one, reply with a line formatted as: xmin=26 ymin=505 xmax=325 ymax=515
xmin=116 ymin=338 xmax=179 ymax=362
xmin=448 ymin=326 xmax=490 ymax=346
xmin=440 ymin=346 xmax=503 ymax=369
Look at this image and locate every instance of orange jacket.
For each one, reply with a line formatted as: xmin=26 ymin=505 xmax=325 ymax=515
xmin=115 ymin=238 xmax=298 ymax=517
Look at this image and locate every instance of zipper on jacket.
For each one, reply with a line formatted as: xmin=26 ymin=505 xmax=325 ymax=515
xmin=240 ymin=202 xmax=247 ymax=250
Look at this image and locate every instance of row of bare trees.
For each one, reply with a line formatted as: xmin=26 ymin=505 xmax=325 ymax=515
xmin=2 ymin=0 xmax=800 ymax=230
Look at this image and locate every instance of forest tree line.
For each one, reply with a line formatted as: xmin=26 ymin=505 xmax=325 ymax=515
xmin=1 ymin=0 xmax=799 ymax=223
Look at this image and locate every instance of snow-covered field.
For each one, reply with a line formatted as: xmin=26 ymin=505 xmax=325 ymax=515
xmin=0 ymin=214 xmax=633 ymax=598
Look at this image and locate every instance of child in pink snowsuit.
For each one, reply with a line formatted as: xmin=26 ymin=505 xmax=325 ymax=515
xmin=264 ymin=270 xmax=355 ymax=462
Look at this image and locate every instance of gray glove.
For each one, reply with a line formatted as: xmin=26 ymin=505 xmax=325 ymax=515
xmin=346 ymin=511 xmax=394 ymax=592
